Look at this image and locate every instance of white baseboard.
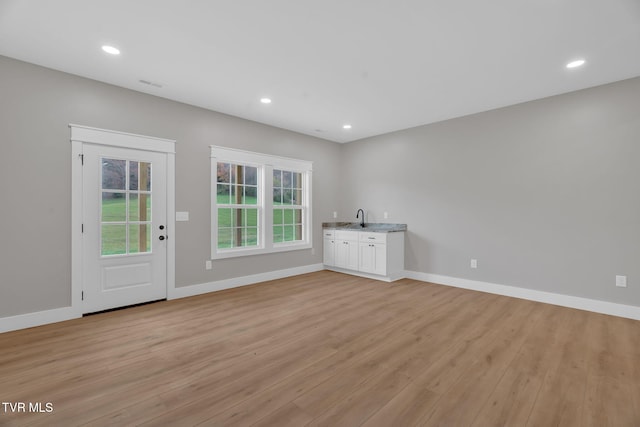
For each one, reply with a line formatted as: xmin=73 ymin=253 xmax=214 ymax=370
xmin=404 ymin=271 xmax=640 ymax=321
xmin=0 ymin=306 xmax=80 ymax=334
xmin=169 ymin=263 xmax=325 ymax=300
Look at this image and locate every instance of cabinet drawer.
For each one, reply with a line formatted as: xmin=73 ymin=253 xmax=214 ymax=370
xmin=335 ymin=230 xmax=359 ymax=241
xmin=359 ymin=232 xmax=387 ymax=243
xmin=323 ymin=229 xmax=335 ymax=238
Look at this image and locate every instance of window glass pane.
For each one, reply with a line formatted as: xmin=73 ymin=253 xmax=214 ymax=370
xmin=283 ymin=171 xmax=292 ymax=188
xmin=292 ymin=189 xmax=302 ymax=205
xmin=273 ymin=208 xmax=284 ymax=225
xmin=233 ymin=209 xmax=243 ymax=230
xmin=102 ymin=193 xmax=126 ymax=222
xmin=295 ymin=224 xmax=303 ymax=240
xmin=283 ymin=209 xmax=294 ymax=225
xmin=283 ymin=189 xmax=293 ymax=204
xmin=294 ymin=209 xmax=302 ymax=224
xmin=102 ymin=224 xmax=127 ymax=255
xmin=230 ymin=184 xmax=238 ymax=204
xmin=283 ymin=225 xmax=295 ymax=242
xmin=141 ymin=162 xmax=151 ymax=191
xmin=217 ymin=163 xmax=230 ymax=183
xmin=273 ymin=170 xmax=282 ymax=188
xmin=217 ymin=184 xmax=230 ymax=205
xmin=218 ymin=208 xmax=233 ymax=228
xmin=102 ymin=158 xmax=126 ymax=190
xmin=243 ymin=186 xmax=257 ymax=204
xmin=293 ymin=172 xmax=302 ymax=189
xmin=244 ymin=208 xmax=258 ymax=226
xmin=245 ymin=166 xmax=257 ymax=186
xmin=218 ymin=228 xmax=232 ymax=249
xmin=273 ymin=188 xmax=282 ymax=205
xmin=246 ymin=227 xmax=258 ymax=246
xmin=129 ymin=161 xmax=139 ymax=190
xmin=232 ymin=228 xmax=244 ymax=247
xmin=230 ymin=164 xmax=237 ymax=185
xmin=129 ymin=224 xmax=151 ymax=254
xmin=129 ymin=194 xmax=151 ymax=221
xmin=273 ymin=225 xmax=284 ymax=243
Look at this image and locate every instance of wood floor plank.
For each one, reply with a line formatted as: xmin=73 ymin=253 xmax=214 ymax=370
xmin=524 ymin=308 xmax=592 ymax=427
xmin=0 ymin=270 xmax=638 ymax=427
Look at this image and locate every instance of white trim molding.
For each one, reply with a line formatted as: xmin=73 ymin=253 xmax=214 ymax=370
xmin=70 ymin=124 xmax=175 ymax=153
xmin=169 ymin=263 xmax=324 ymax=299
xmin=404 ymin=271 xmax=640 ymax=321
xmin=70 ymin=124 xmax=176 ymax=316
xmin=0 ymin=307 xmax=80 ymax=334
xmin=211 ymin=145 xmax=313 ymax=260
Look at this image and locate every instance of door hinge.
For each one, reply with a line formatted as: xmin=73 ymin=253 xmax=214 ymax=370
xmin=81 ymin=291 xmax=84 ymax=301
xmin=79 ymin=154 xmax=84 ymax=165
xmin=82 ymin=223 xmax=84 ymax=233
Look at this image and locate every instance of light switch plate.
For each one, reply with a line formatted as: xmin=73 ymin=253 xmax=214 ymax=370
xmin=616 ymin=275 xmax=627 ymax=288
xmin=176 ymin=211 xmax=189 ymax=221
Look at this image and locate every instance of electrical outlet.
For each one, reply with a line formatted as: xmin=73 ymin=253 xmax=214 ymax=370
xmin=470 ymin=259 xmax=478 ymax=269
xmin=205 ymin=260 xmax=212 ymax=270
xmin=383 ymin=212 xmax=389 ymax=219
xmin=333 ymin=211 xmax=337 ymax=218
xmin=616 ymin=275 xmax=627 ymax=288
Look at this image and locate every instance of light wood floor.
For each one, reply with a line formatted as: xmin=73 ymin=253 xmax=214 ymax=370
xmin=1 ymin=271 xmax=639 ymax=426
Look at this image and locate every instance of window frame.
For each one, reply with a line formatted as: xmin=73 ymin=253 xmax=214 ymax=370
xmin=211 ymin=145 xmax=312 ymax=259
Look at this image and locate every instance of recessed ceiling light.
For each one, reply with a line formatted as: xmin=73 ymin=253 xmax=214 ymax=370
xmin=260 ymin=98 xmax=272 ymax=104
xmin=566 ymin=59 xmax=585 ymax=69
xmin=102 ymin=45 xmax=120 ymax=55
xmin=343 ymin=124 xmax=352 ymax=129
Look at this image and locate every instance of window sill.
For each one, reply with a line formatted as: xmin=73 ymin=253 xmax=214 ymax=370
xmin=212 ymin=242 xmax=312 ymax=260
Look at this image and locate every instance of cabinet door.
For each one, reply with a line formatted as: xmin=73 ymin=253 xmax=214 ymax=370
xmin=372 ymin=243 xmax=387 ymax=275
xmin=336 ymin=240 xmax=358 ymax=270
xmin=323 ymin=238 xmax=336 ymax=266
xmin=359 ymin=242 xmax=375 ymax=273
xmin=359 ymin=242 xmax=387 ymax=275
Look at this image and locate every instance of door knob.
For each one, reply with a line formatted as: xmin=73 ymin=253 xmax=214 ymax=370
xmin=159 ymin=235 xmax=166 ymax=241
xmin=159 ymin=225 xmax=165 ymax=230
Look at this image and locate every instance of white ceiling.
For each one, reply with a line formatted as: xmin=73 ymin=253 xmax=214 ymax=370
xmin=1 ymin=1 xmax=639 ymax=143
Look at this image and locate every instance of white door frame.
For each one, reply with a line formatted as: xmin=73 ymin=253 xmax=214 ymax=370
xmin=70 ymin=124 xmax=176 ymax=316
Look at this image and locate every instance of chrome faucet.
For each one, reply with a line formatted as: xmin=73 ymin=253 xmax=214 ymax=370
xmin=356 ymin=209 xmax=365 ymax=228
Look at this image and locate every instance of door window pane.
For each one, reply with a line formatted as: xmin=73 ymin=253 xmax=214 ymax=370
xmin=102 ymin=224 xmax=127 ymax=255
xmin=129 ymin=224 xmax=151 ymax=254
xmin=100 ymin=158 xmax=153 ymax=256
xmin=102 ymin=159 xmax=126 ymax=190
xmin=130 ymin=194 xmax=151 ymax=221
xmin=128 ymin=161 xmax=152 ymax=191
xmin=102 ymin=193 xmax=126 ymax=222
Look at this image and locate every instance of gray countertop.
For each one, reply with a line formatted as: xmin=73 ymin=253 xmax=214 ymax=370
xmin=322 ymin=222 xmax=407 ymax=233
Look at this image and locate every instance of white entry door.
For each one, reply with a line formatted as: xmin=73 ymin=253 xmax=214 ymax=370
xmin=82 ymin=143 xmax=168 ymax=313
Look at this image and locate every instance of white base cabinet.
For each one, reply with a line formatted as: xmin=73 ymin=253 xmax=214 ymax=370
xmin=322 ymin=230 xmax=336 ymax=266
xmin=323 ymin=229 xmax=405 ymax=282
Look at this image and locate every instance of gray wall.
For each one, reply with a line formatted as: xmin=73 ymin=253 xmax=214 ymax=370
xmin=1 ymin=53 xmax=639 ymax=319
xmin=340 ymin=76 xmax=640 ymax=306
xmin=0 ymin=56 xmax=341 ymax=317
